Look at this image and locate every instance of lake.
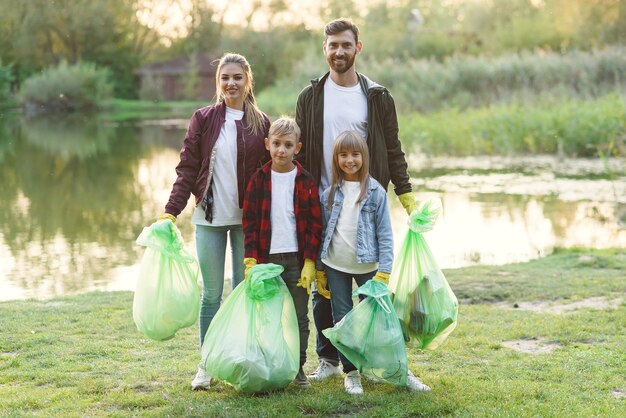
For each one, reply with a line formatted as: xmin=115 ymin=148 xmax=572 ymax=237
xmin=0 ymin=114 xmax=624 ymax=301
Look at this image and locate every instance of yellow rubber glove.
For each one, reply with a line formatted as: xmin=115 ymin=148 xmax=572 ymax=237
xmin=372 ymin=271 xmax=390 ymax=284
xmin=157 ymin=213 xmax=176 ymax=223
xmin=398 ymin=192 xmax=418 ymax=215
xmin=315 ymin=270 xmax=331 ymax=299
xmin=243 ymin=257 xmax=257 ymax=280
xmin=296 ymin=258 xmax=316 ymax=295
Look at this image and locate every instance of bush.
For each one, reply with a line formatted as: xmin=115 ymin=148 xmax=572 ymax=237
xmin=19 ymin=61 xmax=113 ymax=113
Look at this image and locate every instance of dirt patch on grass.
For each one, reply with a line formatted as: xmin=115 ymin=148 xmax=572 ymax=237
xmin=612 ymin=389 xmax=626 ymax=399
xmin=500 ymin=296 xmax=624 ymax=315
xmin=502 ymin=338 xmax=562 ymax=354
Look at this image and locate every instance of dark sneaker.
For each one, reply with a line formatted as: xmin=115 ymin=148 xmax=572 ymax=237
xmin=294 ymin=367 xmax=311 ymax=388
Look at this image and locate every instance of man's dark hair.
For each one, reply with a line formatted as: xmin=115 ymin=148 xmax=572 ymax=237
xmin=324 ymin=18 xmax=359 ymax=44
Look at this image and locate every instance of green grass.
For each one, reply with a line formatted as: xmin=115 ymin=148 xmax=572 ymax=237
xmin=102 ymin=98 xmax=207 ymax=121
xmin=1 ymin=248 xmax=624 ymax=417
xmin=399 ymin=94 xmax=626 ymax=158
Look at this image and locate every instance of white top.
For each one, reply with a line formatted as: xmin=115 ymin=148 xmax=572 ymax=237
xmin=269 ymin=168 xmax=299 ymax=254
xmin=193 ymin=106 xmax=244 ymax=226
xmin=323 ymin=181 xmax=378 ymax=274
xmin=321 ymin=77 xmax=368 ymax=194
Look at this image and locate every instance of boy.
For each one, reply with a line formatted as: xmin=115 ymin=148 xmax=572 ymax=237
xmin=242 ymin=117 xmax=322 ymax=388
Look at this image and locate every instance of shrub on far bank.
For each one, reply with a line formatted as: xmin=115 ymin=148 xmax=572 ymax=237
xmin=19 ymin=61 xmax=113 ymax=114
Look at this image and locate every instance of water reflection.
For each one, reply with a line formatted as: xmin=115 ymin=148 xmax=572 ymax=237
xmin=0 ymin=116 xmax=624 ymax=301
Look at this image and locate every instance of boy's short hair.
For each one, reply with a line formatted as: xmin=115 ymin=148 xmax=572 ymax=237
xmin=268 ymin=116 xmax=301 ymax=142
xmin=324 ymin=18 xmax=359 ymax=44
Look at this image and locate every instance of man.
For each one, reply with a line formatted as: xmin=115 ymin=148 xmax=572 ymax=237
xmin=295 ymin=18 xmax=430 ymax=392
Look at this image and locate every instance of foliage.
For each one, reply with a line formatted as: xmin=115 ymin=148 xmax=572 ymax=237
xmin=256 ymin=48 xmax=327 ymax=116
xmin=218 ymin=24 xmax=315 ymax=93
xmin=19 ymin=61 xmax=113 ymax=113
xmin=0 ymin=59 xmax=14 ymax=106
xmin=1 ymin=0 xmax=625 ymax=101
xmin=0 ymin=0 xmax=162 ymax=98
xmin=258 ymin=46 xmax=626 ymax=116
xmin=0 ymin=248 xmax=624 ymax=416
xmin=399 ymin=94 xmax=626 ymax=157
xmin=362 ymin=46 xmax=626 ymax=112
xmin=360 ymin=0 xmax=626 ymax=61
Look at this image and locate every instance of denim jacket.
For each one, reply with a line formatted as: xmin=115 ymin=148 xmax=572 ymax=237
xmin=318 ymin=177 xmax=393 ymax=273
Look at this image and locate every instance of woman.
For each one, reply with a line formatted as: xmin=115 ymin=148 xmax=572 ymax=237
xmin=158 ymin=53 xmax=270 ymax=390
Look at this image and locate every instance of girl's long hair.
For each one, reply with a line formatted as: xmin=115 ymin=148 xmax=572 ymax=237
xmin=328 ymin=131 xmax=370 ymax=208
xmin=215 ymin=53 xmax=266 ymax=136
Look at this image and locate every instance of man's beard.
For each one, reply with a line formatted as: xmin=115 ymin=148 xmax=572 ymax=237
xmin=328 ymin=53 xmax=356 ymax=74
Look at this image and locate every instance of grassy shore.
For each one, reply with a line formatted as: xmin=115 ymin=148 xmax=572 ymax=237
xmin=1 ymin=248 xmax=624 ymax=417
xmin=102 ymin=99 xmax=207 ymax=121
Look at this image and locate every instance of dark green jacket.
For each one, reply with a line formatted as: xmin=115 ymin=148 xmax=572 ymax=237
xmin=295 ymin=72 xmax=412 ymax=195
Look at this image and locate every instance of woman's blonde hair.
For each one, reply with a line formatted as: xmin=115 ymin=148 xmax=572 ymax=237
xmin=215 ymin=53 xmax=265 ymax=136
xmin=328 ymin=131 xmax=370 ymax=208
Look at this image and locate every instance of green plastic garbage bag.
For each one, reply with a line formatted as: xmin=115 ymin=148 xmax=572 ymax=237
xmin=390 ymin=198 xmax=458 ymax=350
xmin=323 ymin=280 xmax=408 ymax=386
xmin=200 ymin=263 xmax=299 ymax=393
xmin=133 ymin=219 xmax=200 ymax=341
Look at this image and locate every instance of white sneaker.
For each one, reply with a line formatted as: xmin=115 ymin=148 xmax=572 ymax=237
xmin=307 ymin=358 xmax=341 ymax=381
xmin=344 ymin=370 xmax=363 ymax=395
xmin=191 ymin=366 xmax=212 ymax=390
xmin=407 ymin=370 xmax=431 ymax=392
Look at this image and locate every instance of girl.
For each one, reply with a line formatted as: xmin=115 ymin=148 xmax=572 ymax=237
xmin=157 ymin=53 xmax=270 ymax=390
xmin=317 ymin=131 xmax=430 ymax=395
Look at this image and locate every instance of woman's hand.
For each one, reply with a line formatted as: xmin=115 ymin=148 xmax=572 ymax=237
xmin=315 ymin=270 xmax=331 ymax=299
xmin=372 ymin=271 xmax=390 ymax=285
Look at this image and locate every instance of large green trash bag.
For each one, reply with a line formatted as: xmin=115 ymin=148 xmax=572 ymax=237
xmin=323 ymin=280 xmax=408 ymax=386
xmin=200 ymin=263 xmax=299 ymax=393
xmin=133 ymin=219 xmax=200 ymax=341
xmin=389 ymin=198 xmax=458 ymax=350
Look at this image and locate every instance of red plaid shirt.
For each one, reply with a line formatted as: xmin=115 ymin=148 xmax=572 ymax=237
xmin=243 ymin=161 xmax=322 ymax=264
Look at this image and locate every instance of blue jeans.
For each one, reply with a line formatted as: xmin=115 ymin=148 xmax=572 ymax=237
xmin=267 ymin=252 xmax=310 ymax=367
xmin=196 ymin=224 xmax=244 ymax=347
xmin=325 ymin=265 xmax=376 ymax=373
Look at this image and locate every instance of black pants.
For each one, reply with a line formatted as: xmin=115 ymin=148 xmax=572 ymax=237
xmin=268 ymin=252 xmax=310 ymax=367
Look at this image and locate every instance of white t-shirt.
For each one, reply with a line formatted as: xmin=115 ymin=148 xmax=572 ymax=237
xmin=269 ymin=168 xmax=298 ymax=254
xmin=321 ymin=77 xmax=368 ymax=193
xmin=323 ymin=181 xmax=378 ymax=274
xmin=192 ymin=106 xmax=244 ymax=226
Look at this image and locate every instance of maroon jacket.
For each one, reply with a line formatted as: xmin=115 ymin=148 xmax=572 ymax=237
xmin=165 ymin=102 xmax=270 ymax=217
xmin=243 ymin=161 xmax=322 ymax=264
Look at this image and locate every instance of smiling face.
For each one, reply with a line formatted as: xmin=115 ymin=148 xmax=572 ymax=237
xmin=337 ymin=148 xmax=363 ymax=181
xmin=265 ymin=133 xmax=302 ymax=173
xmin=323 ymin=30 xmax=362 ymax=75
xmin=218 ymin=62 xmax=247 ymax=109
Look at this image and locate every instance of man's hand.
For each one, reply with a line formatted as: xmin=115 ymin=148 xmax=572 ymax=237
xmin=398 ymin=192 xmax=417 ymax=215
